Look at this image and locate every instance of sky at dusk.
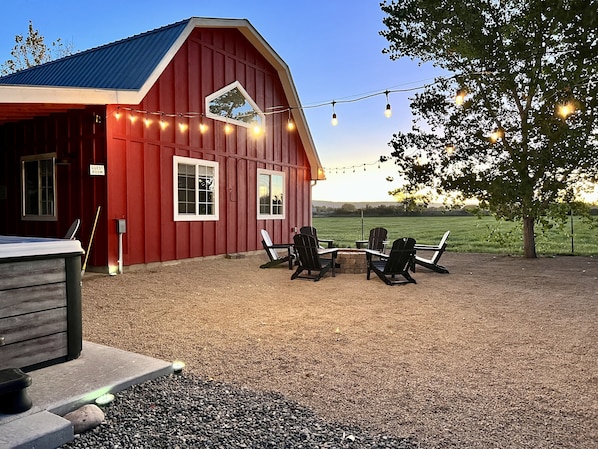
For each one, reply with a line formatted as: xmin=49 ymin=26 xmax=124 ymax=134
xmin=0 ymin=0 xmax=446 ymax=203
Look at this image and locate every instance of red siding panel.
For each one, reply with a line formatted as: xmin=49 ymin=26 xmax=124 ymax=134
xmin=102 ymin=27 xmax=315 ymax=268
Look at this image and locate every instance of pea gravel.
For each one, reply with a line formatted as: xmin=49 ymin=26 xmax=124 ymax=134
xmin=61 ymin=372 xmax=417 ymax=448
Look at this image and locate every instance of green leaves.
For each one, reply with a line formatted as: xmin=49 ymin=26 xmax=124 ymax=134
xmin=381 ymin=0 xmax=598 ymax=256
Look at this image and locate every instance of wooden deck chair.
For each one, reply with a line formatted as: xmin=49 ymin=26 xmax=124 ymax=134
xmin=414 ymin=230 xmax=450 ymax=273
xmin=64 ymin=219 xmax=81 ymax=240
xmin=368 ymin=227 xmax=388 ymax=252
xmin=291 ymin=234 xmax=338 ymax=281
xmin=299 ymin=226 xmax=334 ymax=249
xmin=259 ymin=229 xmax=293 ymax=269
xmin=365 ymin=237 xmax=417 ymax=285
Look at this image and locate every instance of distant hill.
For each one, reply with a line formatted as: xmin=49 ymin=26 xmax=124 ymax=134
xmin=313 ymin=200 xmax=398 ymax=209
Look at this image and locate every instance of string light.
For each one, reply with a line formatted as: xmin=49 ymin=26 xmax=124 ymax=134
xmin=331 ymin=101 xmax=338 ymax=126
xmin=178 ymin=115 xmax=188 ymax=133
xmin=489 ymin=127 xmax=505 ymax=143
xmin=323 ymin=156 xmax=389 ymax=175
xmin=384 ymin=90 xmax=392 ymax=118
xmin=455 ymin=88 xmax=467 ymax=105
xmin=159 ymin=114 xmax=168 ymax=130
xmin=108 ymin=71 xmax=591 ymax=137
xmin=286 ymin=109 xmax=295 ymax=131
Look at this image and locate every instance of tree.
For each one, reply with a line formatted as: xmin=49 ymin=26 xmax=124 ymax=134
xmin=380 ymin=0 xmax=598 ymax=257
xmin=1 ymin=21 xmax=74 ymax=75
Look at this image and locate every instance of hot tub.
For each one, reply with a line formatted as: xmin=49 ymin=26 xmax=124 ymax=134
xmin=0 ymin=236 xmax=84 ymax=370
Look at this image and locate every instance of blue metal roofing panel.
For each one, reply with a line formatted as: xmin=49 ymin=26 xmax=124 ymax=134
xmin=0 ymin=19 xmax=190 ymax=89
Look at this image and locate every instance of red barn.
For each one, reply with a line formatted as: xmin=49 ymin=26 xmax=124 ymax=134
xmin=0 ymin=18 xmax=323 ymax=273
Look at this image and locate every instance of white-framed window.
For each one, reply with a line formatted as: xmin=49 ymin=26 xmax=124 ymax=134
xmin=257 ymin=169 xmax=285 ymax=220
xmin=173 ymin=156 xmax=219 ymax=221
xmin=206 ymin=81 xmax=265 ymax=130
xmin=21 ymin=153 xmax=57 ymax=221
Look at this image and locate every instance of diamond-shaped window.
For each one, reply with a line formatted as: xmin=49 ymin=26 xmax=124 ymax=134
xmin=206 ymin=81 xmax=265 ymax=129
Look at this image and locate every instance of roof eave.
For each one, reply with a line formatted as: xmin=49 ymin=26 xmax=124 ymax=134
xmin=0 ymin=84 xmax=139 ymax=104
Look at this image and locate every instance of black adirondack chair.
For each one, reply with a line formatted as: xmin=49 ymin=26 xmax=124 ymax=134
xmin=366 ymin=237 xmax=417 ymax=285
xmin=368 ymin=227 xmax=388 ymax=251
xmin=299 ymin=226 xmax=334 ymax=249
xmin=259 ymin=229 xmax=294 ymax=269
xmin=414 ymin=230 xmax=450 ymax=273
xmin=291 ymin=233 xmax=338 ymax=281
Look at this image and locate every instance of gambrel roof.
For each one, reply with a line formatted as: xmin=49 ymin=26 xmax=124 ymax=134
xmin=0 ymin=18 xmax=323 ymax=179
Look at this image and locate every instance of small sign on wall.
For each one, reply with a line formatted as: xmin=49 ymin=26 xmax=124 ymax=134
xmin=89 ymin=164 xmax=105 ymax=176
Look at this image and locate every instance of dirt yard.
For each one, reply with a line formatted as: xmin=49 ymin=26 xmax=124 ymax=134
xmin=81 ymin=252 xmax=598 ymax=448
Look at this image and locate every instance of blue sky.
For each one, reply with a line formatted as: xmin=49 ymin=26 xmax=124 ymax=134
xmin=0 ymin=0 xmax=444 ymax=203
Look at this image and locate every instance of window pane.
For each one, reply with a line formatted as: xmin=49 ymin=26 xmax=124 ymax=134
xmin=23 ymin=160 xmax=39 ymax=215
xmin=40 ymin=159 xmax=54 ymax=215
xmin=271 ymin=175 xmax=284 ymax=215
xmin=258 ymin=174 xmax=271 ymax=214
xmin=209 ymin=87 xmax=262 ymax=126
xmin=177 ymin=163 xmax=196 ymax=214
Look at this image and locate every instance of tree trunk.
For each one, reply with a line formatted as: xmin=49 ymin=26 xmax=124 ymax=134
xmin=522 ymin=216 xmax=537 ymax=258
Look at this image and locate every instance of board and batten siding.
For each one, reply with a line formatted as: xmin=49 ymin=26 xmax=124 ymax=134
xmin=105 ymin=28 xmax=312 ymax=268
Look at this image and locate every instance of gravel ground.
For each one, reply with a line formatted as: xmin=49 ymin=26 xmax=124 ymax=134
xmin=68 ymin=252 xmax=598 ymax=448
xmin=62 ymin=372 xmax=417 ymax=448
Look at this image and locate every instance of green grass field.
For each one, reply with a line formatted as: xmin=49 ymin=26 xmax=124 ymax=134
xmin=313 ymin=215 xmax=598 ymax=256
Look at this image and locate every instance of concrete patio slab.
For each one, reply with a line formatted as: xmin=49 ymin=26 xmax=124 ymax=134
xmin=0 ymin=341 xmax=173 ymax=449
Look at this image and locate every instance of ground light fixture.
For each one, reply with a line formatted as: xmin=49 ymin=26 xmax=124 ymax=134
xmin=95 ymin=393 xmax=115 ymax=406
xmin=172 ymin=360 xmax=186 ymax=373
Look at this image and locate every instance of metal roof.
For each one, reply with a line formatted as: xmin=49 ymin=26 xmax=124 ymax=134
xmin=0 ymin=17 xmax=323 ymax=179
xmin=0 ymin=19 xmax=189 ymax=89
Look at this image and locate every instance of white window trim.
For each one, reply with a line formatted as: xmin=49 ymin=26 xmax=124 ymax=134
xmin=205 ymin=80 xmax=266 ymax=130
xmin=257 ymin=169 xmax=285 ymax=220
xmin=21 ymin=152 xmax=57 ymax=222
xmin=173 ymin=156 xmax=219 ymax=222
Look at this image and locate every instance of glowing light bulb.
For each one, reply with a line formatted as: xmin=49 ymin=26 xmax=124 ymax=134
xmin=445 ymin=144 xmax=455 ymax=154
xmin=558 ymin=102 xmax=574 ymax=118
xmin=331 ymin=101 xmax=338 ymax=126
xmin=144 ymin=116 xmax=151 ymax=128
xmin=178 ymin=122 xmax=188 ymax=132
xmin=224 ymin=123 xmax=233 ymax=134
xmin=455 ymin=88 xmax=467 ymax=105
xmin=252 ymin=125 xmax=263 ymax=136
xmin=384 ymin=103 xmax=392 ymax=118
xmin=287 ymin=118 xmax=295 ymax=131
xmin=160 ymin=119 xmax=168 ymax=130
xmin=331 ymin=113 xmax=338 ymax=126
xmin=114 ymin=109 xmax=121 ymax=120
xmin=129 ymin=113 xmax=137 ymax=124
xmin=199 ymin=122 xmax=208 ymax=134
xmin=384 ymin=91 xmax=392 ymax=118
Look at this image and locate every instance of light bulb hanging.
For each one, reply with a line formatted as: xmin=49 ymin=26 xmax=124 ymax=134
xmin=286 ymin=109 xmax=295 ymax=131
xmin=455 ymin=88 xmax=467 ymax=105
xmin=199 ymin=114 xmax=208 ymax=133
xmin=331 ymin=101 xmax=338 ymax=126
xmin=178 ymin=114 xmax=188 ymax=132
xmin=384 ymin=91 xmax=392 ymax=118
